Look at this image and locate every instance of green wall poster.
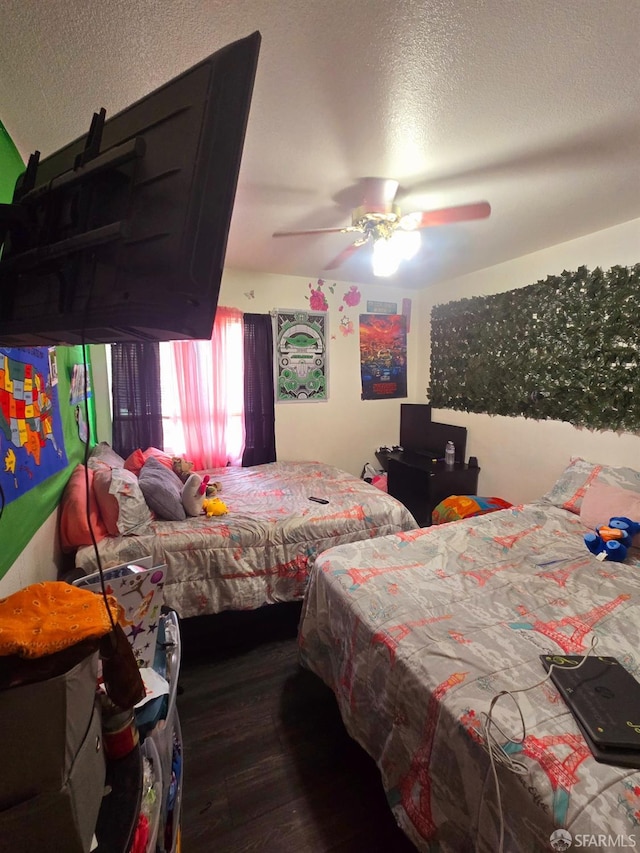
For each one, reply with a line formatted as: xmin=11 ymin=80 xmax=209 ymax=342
xmin=0 ymin=120 xmax=23 ymax=203
xmin=273 ymin=309 xmax=328 ymax=402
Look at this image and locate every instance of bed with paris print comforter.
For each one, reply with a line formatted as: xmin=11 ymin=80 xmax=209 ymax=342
xmin=298 ymin=458 xmax=640 ymax=852
xmin=75 ymin=460 xmax=419 ymax=618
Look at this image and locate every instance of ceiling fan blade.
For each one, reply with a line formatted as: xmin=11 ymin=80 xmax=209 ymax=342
xmin=323 ymin=242 xmax=364 ymax=270
xmin=411 ymin=201 xmax=491 ymax=229
xmin=273 ymin=226 xmax=358 ymax=237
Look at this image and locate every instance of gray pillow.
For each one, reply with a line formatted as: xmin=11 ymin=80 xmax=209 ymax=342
xmin=138 ymin=456 xmax=186 ymax=521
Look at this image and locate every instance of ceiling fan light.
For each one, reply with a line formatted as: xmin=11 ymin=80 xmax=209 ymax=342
xmin=393 ymin=228 xmax=421 ymax=260
xmin=372 ymin=237 xmax=400 ymax=277
xmin=399 ymin=211 xmax=422 ymax=230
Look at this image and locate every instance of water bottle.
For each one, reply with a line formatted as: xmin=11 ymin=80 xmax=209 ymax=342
xmin=445 ymin=440 xmax=455 ymax=468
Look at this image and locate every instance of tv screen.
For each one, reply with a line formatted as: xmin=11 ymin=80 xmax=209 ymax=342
xmin=0 ymin=30 xmax=261 ymax=346
xmin=399 ymin=403 xmax=432 ymax=450
xmin=400 ymin=403 xmax=467 ymax=462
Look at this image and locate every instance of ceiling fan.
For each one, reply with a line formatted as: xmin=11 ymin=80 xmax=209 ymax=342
xmin=272 ymin=177 xmax=491 ymax=277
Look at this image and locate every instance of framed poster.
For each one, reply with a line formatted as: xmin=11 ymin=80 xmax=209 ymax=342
xmin=273 ymin=309 xmax=328 ymax=402
xmin=359 ymin=314 xmax=407 ymax=400
xmin=69 ymin=362 xmax=92 ymax=406
xmin=366 ymin=300 xmax=397 ymax=314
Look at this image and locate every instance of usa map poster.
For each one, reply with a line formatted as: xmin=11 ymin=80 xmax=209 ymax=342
xmin=273 ymin=309 xmax=328 ymax=402
xmin=0 ymin=347 xmax=67 ymax=504
xmin=359 ymin=313 xmax=408 ymax=400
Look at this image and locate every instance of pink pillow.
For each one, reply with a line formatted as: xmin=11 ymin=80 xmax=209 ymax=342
xmin=92 ymin=469 xmax=119 ymax=534
xmin=124 ymin=448 xmax=146 ymax=475
xmin=580 ymin=481 xmax=640 ymax=545
xmin=59 ymin=465 xmax=109 ymax=551
xmin=142 ymin=447 xmax=174 ymax=470
xmin=124 ymin=447 xmax=174 ymax=475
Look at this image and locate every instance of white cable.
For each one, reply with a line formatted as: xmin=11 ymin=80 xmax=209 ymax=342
xmin=479 ymin=635 xmax=599 ymax=853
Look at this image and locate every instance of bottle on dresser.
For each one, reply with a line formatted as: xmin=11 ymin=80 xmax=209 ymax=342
xmin=445 ymin=440 xmax=455 ymax=468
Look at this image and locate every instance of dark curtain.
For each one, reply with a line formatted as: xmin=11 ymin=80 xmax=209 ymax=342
xmin=110 ymin=342 xmax=163 ymax=458
xmin=242 ymin=313 xmax=276 ymax=466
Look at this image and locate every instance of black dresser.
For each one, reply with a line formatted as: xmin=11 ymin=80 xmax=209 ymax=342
xmin=377 ymin=405 xmax=480 ymax=526
xmin=385 ymin=451 xmax=480 ymax=527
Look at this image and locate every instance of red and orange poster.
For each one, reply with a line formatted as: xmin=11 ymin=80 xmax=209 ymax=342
xmin=359 ymin=314 xmax=407 ymax=400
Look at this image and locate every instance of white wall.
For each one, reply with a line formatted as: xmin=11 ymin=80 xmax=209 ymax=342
xmin=0 ymin=508 xmax=62 ymax=596
xmin=416 ymin=218 xmax=640 ymax=504
xmin=89 ymin=344 xmax=112 ymax=445
xmin=218 ymin=270 xmax=419 ymax=476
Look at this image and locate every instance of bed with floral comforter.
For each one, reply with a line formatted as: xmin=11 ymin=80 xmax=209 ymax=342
xmin=75 ymin=460 xmax=418 ymax=618
xmin=298 ymin=458 xmax=640 ymax=852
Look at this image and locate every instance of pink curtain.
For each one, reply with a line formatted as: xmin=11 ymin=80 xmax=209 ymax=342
xmin=170 ymin=307 xmax=245 ymax=469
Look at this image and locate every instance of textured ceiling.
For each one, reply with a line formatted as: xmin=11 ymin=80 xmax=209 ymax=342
xmin=1 ymin=0 xmax=639 ymax=288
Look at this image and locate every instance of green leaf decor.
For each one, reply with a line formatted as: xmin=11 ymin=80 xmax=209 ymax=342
xmin=428 ymin=264 xmax=640 ymax=432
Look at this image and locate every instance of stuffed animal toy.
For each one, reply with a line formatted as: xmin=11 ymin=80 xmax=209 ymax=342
xmin=172 ymin=456 xmax=195 ymax=483
xmin=203 ymin=496 xmax=228 ymax=517
xmin=182 ymin=473 xmax=228 ymax=517
xmin=584 ymin=516 xmax=640 ymax=562
xmin=205 ymin=480 xmax=223 ymax=497
xmin=181 ymin=473 xmax=209 ymax=517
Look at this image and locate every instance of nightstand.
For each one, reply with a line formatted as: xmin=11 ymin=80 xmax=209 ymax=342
xmin=385 ymin=451 xmax=480 ymax=527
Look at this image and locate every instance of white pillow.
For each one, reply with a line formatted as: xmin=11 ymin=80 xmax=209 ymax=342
xmin=93 ymin=467 xmax=153 ymax=535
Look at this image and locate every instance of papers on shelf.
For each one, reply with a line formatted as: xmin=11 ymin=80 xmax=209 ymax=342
xmin=135 ymin=667 xmax=170 ymax=709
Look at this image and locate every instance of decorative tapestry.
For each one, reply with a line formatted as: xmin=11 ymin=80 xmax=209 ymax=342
xmin=0 ymin=347 xmax=68 ymax=505
xmin=428 ymin=264 xmax=640 ymax=431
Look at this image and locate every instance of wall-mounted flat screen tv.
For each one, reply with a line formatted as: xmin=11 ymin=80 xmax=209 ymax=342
xmin=0 ymin=30 xmax=261 ymax=346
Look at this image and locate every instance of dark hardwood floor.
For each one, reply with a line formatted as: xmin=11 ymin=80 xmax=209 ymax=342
xmin=177 ymin=603 xmax=417 ymax=852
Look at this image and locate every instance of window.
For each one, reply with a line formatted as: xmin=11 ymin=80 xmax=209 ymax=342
xmin=108 ymin=307 xmax=275 ymax=468
xmin=159 ymin=307 xmax=245 ymax=468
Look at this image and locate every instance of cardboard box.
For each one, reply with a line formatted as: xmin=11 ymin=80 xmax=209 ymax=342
xmin=0 ymin=654 xmax=105 ymax=853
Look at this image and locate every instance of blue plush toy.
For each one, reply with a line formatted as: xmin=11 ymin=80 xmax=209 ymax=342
xmin=584 ymin=516 xmax=640 ymax=562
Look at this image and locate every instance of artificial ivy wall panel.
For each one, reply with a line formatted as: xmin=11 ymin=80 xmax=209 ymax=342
xmin=428 ymin=264 xmax=640 ymax=432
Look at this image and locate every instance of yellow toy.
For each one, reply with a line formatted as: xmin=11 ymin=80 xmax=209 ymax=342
xmin=203 ymin=496 xmax=228 ymax=516
xmin=182 ymin=472 xmax=228 ymax=517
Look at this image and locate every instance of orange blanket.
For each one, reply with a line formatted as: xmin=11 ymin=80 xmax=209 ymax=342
xmin=0 ymin=581 xmax=120 ymax=658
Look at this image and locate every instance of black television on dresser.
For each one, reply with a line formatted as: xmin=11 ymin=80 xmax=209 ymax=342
xmin=399 ymin=403 xmax=432 ymax=450
xmin=0 ymin=30 xmax=261 ymax=346
xmin=400 ymin=403 xmax=467 ymax=462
